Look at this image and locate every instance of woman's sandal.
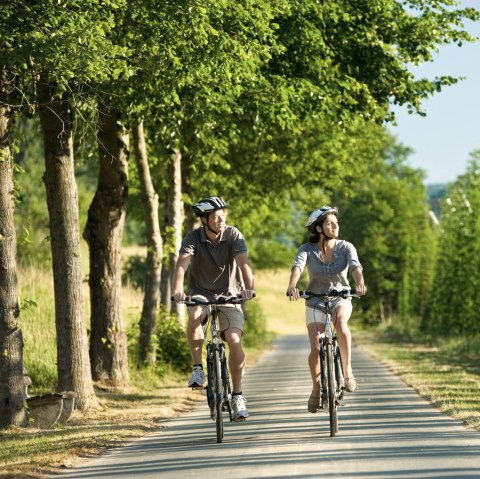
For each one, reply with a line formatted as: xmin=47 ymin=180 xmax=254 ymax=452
xmin=345 ymin=377 xmax=358 ymax=392
xmin=308 ymin=394 xmax=320 ymax=413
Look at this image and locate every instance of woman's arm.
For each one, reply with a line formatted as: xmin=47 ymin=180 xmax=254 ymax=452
xmin=286 ymin=266 xmax=302 ymax=300
xmin=351 ymin=266 xmax=367 ymax=296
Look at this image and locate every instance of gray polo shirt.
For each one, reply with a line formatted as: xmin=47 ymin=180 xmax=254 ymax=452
xmin=179 ymin=225 xmax=247 ymax=297
xmin=292 ymin=240 xmax=362 ymax=309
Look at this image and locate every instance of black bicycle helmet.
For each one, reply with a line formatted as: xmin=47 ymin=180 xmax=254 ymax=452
xmin=305 ymin=205 xmax=338 ymax=233
xmin=192 ymin=196 xmax=228 ymax=217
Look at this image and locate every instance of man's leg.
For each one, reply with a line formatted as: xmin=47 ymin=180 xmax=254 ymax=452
xmin=186 ymin=305 xmax=207 ymax=387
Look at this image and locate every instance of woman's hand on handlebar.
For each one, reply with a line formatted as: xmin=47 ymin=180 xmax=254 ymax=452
xmin=286 ymin=287 xmax=300 ymax=301
xmin=355 ymin=283 xmax=367 ymax=296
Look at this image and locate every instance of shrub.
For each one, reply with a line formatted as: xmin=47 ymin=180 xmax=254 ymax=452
xmin=156 ymin=312 xmax=191 ymax=373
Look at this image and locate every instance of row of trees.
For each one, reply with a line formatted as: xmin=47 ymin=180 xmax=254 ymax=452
xmin=1 ymin=0 xmax=479 ymax=428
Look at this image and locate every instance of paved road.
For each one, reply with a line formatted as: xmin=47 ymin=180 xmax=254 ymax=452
xmin=58 ymin=335 xmax=480 ymax=479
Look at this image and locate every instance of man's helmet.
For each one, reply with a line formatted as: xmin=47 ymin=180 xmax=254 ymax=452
xmin=305 ymin=205 xmax=338 ymax=233
xmin=192 ymin=196 xmax=228 ymax=216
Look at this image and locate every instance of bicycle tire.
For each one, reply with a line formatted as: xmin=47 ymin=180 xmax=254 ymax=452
xmin=334 ymin=343 xmax=345 ymax=401
xmin=326 ymin=341 xmax=338 ymax=436
xmin=206 ymin=346 xmax=215 ymax=419
xmin=213 ymin=348 xmax=224 ymax=443
xmin=220 ymin=345 xmax=232 ymax=420
xmin=319 ymin=341 xmax=327 ymax=411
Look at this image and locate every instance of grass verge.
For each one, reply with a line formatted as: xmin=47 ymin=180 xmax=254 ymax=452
xmin=354 ymin=325 xmax=480 ymax=431
xmin=0 ymin=372 xmax=205 ymax=479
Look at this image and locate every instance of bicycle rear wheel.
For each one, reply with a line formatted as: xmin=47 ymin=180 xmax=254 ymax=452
xmin=213 ymin=348 xmax=224 ymax=443
xmin=326 ymin=341 xmax=338 ymax=436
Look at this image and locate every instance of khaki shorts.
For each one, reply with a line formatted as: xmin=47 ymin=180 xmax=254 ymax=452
xmin=188 ymin=295 xmax=244 ymax=337
xmin=216 ymin=305 xmax=244 ymax=337
xmin=305 ymin=299 xmax=352 ymax=326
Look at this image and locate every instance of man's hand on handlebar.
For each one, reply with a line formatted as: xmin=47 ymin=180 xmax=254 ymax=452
xmin=241 ymin=289 xmax=255 ymax=300
xmin=172 ymin=291 xmax=186 ymax=303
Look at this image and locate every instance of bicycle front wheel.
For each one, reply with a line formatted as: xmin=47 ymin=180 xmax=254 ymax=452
xmin=213 ymin=348 xmax=224 ymax=443
xmin=220 ymin=344 xmax=232 ymax=421
xmin=326 ymin=341 xmax=338 ymax=436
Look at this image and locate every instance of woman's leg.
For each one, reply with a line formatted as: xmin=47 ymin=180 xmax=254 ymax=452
xmin=307 ymin=322 xmax=324 ymax=397
xmin=332 ymin=302 xmax=354 ymax=379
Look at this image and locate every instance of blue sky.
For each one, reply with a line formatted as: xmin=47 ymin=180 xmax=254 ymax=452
xmin=388 ymin=1 xmax=480 ymax=185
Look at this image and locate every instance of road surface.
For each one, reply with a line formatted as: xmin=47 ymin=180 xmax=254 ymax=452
xmin=56 ymin=335 xmax=480 ymax=479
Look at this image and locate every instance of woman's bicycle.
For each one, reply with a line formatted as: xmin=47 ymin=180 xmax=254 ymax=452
xmin=298 ymin=288 xmax=357 ymax=437
xmin=175 ymin=294 xmax=247 ymax=443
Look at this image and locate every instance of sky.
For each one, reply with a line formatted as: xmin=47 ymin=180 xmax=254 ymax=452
xmin=388 ymin=1 xmax=480 ymax=185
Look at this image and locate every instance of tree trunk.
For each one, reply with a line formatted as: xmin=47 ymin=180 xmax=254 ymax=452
xmin=168 ymin=149 xmax=184 ymax=324
xmin=181 ymin=152 xmax=195 ymax=232
xmin=0 ymin=65 xmax=27 ymax=428
xmin=37 ymin=79 xmax=95 ymax=410
xmin=132 ymin=122 xmax=163 ymax=366
xmin=84 ymin=102 xmax=129 ymax=385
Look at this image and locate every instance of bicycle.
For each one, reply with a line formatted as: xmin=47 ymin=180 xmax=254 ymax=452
xmin=175 ymin=294 xmax=248 ymax=443
xmin=297 ymin=288 xmax=358 ymax=437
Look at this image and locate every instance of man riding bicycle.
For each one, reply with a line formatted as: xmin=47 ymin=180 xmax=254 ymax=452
xmin=172 ymin=196 xmax=255 ymax=421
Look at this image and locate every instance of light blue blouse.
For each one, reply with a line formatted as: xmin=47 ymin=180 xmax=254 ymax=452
xmin=292 ymin=240 xmax=362 ymax=309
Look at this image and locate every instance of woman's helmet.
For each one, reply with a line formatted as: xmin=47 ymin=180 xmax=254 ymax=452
xmin=305 ymin=205 xmax=338 ymax=233
xmin=192 ymin=196 xmax=228 ymax=217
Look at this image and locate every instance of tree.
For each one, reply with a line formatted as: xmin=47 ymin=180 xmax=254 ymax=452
xmin=36 ymin=79 xmax=96 ymax=408
xmin=133 ymin=121 xmax=163 ymax=365
xmin=0 ymin=64 xmax=27 ymax=427
xmin=1 ymin=0 xmax=132 ymax=411
xmin=335 ymin=131 xmax=437 ymax=327
xmin=84 ymin=104 xmax=130 ymax=384
xmin=425 ymin=152 xmax=480 ymax=336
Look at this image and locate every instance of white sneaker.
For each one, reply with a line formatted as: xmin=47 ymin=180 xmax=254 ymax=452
xmin=188 ymin=367 xmax=205 ymax=388
xmin=231 ymin=395 xmax=249 ymax=421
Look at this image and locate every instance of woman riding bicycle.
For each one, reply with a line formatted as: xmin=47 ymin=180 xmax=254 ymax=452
xmin=286 ymin=206 xmax=367 ymax=413
xmin=172 ymin=196 xmax=255 ymax=421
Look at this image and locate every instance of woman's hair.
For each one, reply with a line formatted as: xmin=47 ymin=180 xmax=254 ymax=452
xmin=308 ymin=220 xmax=323 ymax=243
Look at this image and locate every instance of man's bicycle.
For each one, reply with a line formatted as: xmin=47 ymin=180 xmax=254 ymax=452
xmin=175 ymin=294 xmax=247 ymax=443
xmin=298 ymin=288 xmax=357 ymax=437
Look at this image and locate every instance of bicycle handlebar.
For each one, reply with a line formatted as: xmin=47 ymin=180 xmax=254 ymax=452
xmin=171 ymin=293 xmax=255 ymax=306
xmin=287 ymin=289 xmax=358 ymax=299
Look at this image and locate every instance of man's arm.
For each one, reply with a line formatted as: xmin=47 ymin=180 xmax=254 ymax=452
xmin=172 ymin=253 xmax=191 ymax=302
xmin=235 ymin=252 xmax=255 ymax=299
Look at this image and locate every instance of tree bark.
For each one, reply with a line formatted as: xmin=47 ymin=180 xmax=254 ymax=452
xmin=84 ymin=102 xmax=129 ymax=385
xmin=0 ymin=64 xmax=27 ymax=428
xmin=132 ymin=122 xmax=163 ymax=365
xmin=37 ymin=79 xmax=95 ymax=410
